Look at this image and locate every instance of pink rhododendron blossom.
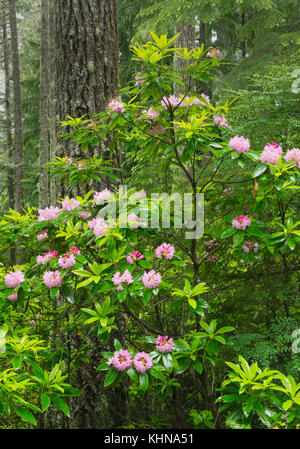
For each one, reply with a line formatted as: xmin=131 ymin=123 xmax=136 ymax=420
xmin=112 ymin=270 xmax=133 ymax=291
xmin=127 ymin=212 xmax=147 ymax=229
xmin=94 ymin=189 xmax=113 ymax=204
xmin=58 ymin=253 xmax=76 ymax=269
xmin=284 ymin=148 xmax=300 ymax=168
xmin=88 ymin=217 xmax=110 ymax=237
xmin=126 ymin=251 xmax=144 ymax=264
xmin=130 ymin=190 xmax=147 ymax=201
xmin=37 ymin=230 xmax=48 ymax=240
xmin=38 ymin=206 xmax=61 ymax=222
xmin=181 ymin=94 xmax=210 ymax=107
xmin=7 ymin=291 xmax=18 ymax=302
xmin=78 ymin=211 xmax=92 ymax=219
xmin=155 ymin=336 xmax=174 ymax=353
xmin=107 ymin=99 xmax=125 ymax=113
xmin=43 ymin=270 xmax=62 ymax=288
xmin=87 ymin=120 xmax=96 ymax=128
xmin=61 ymin=198 xmax=80 ymax=211
xmin=5 ymin=270 xmax=25 ymax=288
xmin=36 ymin=250 xmax=58 ymax=265
xmin=242 ymin=241 xmax=259 ymax=253
xmin=142 ymin=270 xmax=162 ymax=288
xmin=70 ymin=246 xmax=81 ymax=256
xmin=232 ymin=215 xmax=251 ymax=230
xmin=110 ymin=349 xmax=132 ymax=371
xmin=155 ymin=243 xmax=175 ymax=260
xmin=161 ymin=95 xmax=181 ymax=109
xmin=260 ymin=142 xmax=283 ymax=165
xmin=213 ymin=114 xmax=232 ymax=129
xmin=142 ymin=108 xmax=158 ymax=120
xmin=133 ymin=352 xmax=153 ymax=373
xmin=229 ymin=135 xmax=250 ymax=153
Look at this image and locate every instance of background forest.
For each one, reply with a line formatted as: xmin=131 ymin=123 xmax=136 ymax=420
xmin=0 ymin=0 xmax=299 ymax=430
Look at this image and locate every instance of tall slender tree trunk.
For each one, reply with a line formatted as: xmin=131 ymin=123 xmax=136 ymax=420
xmin=49 ymin=0 xmax=57 ymax=204
xmin=8 ymin=0 xmax=23 ymax=212
xmin=174 ymin=22 xmax=195 ymax=95
xmin=2 ymin=0 xmax=16 ymax=264
xmin=39 ymin=0 xmax=49 ymax=208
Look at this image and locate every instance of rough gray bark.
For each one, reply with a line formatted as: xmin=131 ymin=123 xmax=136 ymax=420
xmin=174 ymin=22 xmax=195 ymax=95
xmin=2 ymin=0 xmax=16 ymax=264
xmin=8 ymin=0 xmax=23 ymax=212
xmin=55 ymin=0 xmax=119 ymax=161
xmin=39 ymin=0 xmax=49 ymax=208
xmin=49 ymin=0 xmax=57 ymax=205
xmin=50 ymin=0 xmax=120 ymax=428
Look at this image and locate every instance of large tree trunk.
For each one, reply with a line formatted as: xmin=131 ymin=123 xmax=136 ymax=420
xmin=2 ymin=0 xmax=16 ymax=264
xmin=50 ymin=0 xmax=120 ymax=428
xmin=8 ymin=0 xmax=24 ymax=213
xmin=39 ymin=0 xmax=49 ymax=208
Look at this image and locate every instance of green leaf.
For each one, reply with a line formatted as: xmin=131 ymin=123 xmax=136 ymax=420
xmin=114 ymin=338 xmax=122 ymax=351
xmin=282 ymin=400 xmax=292 ymax=411
xmin=104 ymin=369 xmax=119 ymax=387
xmin=220 ymin=228 xmax=237 ymax=239
xmin=287 ymin=238 xmax=295 ymax=250
xmin=14 ymin=406 xmax=37 ymax=425
xmin=41 ymin=393 xmax=51 ymax=411
xmin=51 ymin=396 xmax=70 ymax=417
xmin=139 ymin=373 xmax=149 ymax=391
xmin=127 ymin=367 xmax=139 ymax=383
xmin=233 ymin=231 xmax=244 ymax=247
xmin=138 ymin=259 xmax=152 ymax=269
xmin=253 ymin=164 xmax=267 ymax=178
xmin=206 ymin=340 xmax=219 ymax=356
xmin=193 ymin=359 xmax=203 ymax=375
xmin=61 ymin=285 xmax=74 ymax=304
xmin=50 ymin=287 xmax=59 ymax=298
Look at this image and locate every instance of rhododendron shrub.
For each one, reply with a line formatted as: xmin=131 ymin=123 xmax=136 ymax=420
xmin=0 ymin=33 xmax=299 ymax=429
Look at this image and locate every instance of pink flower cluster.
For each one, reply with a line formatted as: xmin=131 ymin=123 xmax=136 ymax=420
xmin=181 ymin=94 xmax=210 ymax=107
xmin=37 ymin=230 xmax=48 ymax=240
xmin=242 ymin=241 xmax=259 ymax=253
xmin=5 ymin=270 xmax=25 ymax=288
xmin=109 ymin=349 xmax=132 ymax=371
xmin=38 ymin=206 xmax=61 ymax=222
xmin=204 ymin=253 xmax=218 ymax=262
xmin=260 ymin=142 xmax=283 ymax=165
xmin=232 ymin=215 xmax=251 ymax=230
xmin=43 ymin=270 xmax=62 ymax=288
xmin=285 ymin=148 xmax=300 ymax=169
xmin=70 ymin=246 xmax=81 ymax=256
xmin=94 ymin=189 xmax=113 ymax=204
xmin=88 ymin=217 xmax=110 ymax=237
xmin=107 ymin=99 xmax=125 ymax=114
xmin=221 ymin=187 xmax=234 ymax=198
xmin=161 ymin=95 xmax=181 ymax=109
xmin=142 ymin=270 xmax=162 ymax=288
xmin=142 ymin=108 xmax=158 ymax=120
xmin=155 ymin=243 xmax=175 ymax=260
xmin=112 ymin=269 xmax=133 ymax=291
xmin=130 ymin=190 xmax=147 ymax=201
xmin=155 ymin=336 xmax=174 ymax=353
xmin=7 ymin=291 xmax=18 ymax=302
xmin=127 ymin=212 xmax=147 ymax=229
xmin=213 ymin=114 xmax=232 ymax=129
xmin=61 ymin=198 xmax=81 ymax=211
xmin=133 ymin=352 xmax=153 ymax=373
xmin=78 ymin=211 xmax=92 ymax=219
xmin=37 ymin=250 xmax=58 ymax=265
xmin=229 ymin=135 xmax=250 ymax=153
xmin=126 ymin=251 xmax=144 ymax=264
xmin=58 ymin=252 xmax=76 ymax=269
